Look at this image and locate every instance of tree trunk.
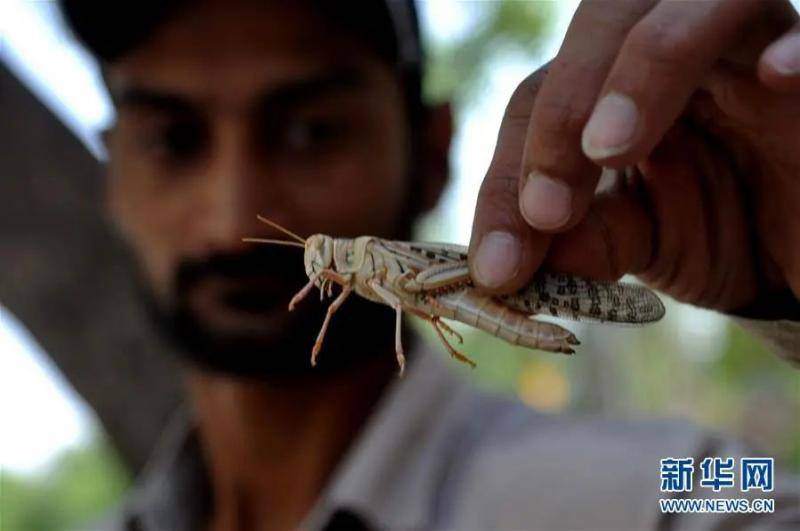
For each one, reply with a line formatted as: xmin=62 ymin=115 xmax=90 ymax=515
xmin=0 ymin=63 xmax=181 ymax=473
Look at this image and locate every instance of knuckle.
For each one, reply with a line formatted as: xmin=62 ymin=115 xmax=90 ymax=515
xmin=475 ymin=173 xmax=527 ymax=230
xmin=478 ymin=173 xmax=518 ymax=209
xmin=532 ymin=97 xmax=592 ymax=143
xmin=626 ymin=19 xmax=696 ymax=71
xmin=505 ymin=68 xmax=548 ymax=119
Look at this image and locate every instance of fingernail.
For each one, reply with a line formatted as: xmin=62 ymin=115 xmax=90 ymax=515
xmin=582 ymin=92 xmax=639 ymax=159
xmin=520 ymin=172 xmax=572 ymax=230
xmin=474 ymin=231 xmax=520 ymax=289
xmin=764 ymin=33 xmax=800 ymax=76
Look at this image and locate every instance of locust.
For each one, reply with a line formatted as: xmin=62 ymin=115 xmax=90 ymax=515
xmin=243 ymin=216 xmax=665 ymax=375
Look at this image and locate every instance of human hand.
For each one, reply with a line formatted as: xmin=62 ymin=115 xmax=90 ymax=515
xmin=469 ymin=0 xmax=800 ymax=314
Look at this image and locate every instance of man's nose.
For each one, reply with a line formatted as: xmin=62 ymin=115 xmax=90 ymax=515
xmin=201 ymin=124 xmax=285 ymax=250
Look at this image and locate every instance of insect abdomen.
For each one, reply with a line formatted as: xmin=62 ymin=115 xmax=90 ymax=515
xmin=433 ymin=289 xmax=578 ymax=354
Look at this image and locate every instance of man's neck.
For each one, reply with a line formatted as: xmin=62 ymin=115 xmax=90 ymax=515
xmin=185 ymin=355 xmax=396 ymax=531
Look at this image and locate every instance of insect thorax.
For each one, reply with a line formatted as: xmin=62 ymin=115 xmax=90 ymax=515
xmin=333 ymin=236 xmax=373 ymax=274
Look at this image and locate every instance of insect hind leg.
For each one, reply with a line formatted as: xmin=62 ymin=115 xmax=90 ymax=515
xmin=407 ymin=308 xmax=474 ymax=368
xmin=430 ymin=318 xmax=476 ymax=368
xmin=432 ymin=316 xmax=463 ymax=344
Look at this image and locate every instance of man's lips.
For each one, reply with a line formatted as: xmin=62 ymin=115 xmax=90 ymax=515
xmin=189 ymin=276 xmax=303 ymax=316
xmin=178 ymin=275 xmax=311 ymax=336
xmin=223 ymin=287 xmax=290 ymax=314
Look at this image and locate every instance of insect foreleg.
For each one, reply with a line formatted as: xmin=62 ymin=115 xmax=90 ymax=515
xmin=319 ymin=278 xmax=336 ymax=301
xmin=311 ymin=285 xmax=352 ymax=366
xmin=367 ymin=279 xmax=406 ymax=375
xmin=320 ymin=270 xmax=350 ymax=285
xmin=290 ymin=270 xmax=352 ymax=310
xmin=289 ymin=273 xmax=322 ymax=311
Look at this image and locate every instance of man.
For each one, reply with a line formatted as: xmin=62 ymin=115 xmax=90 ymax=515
xmin=59 ymin=1 xmax=799 ymax=530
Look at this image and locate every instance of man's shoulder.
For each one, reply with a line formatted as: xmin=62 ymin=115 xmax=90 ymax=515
xmin=439 ymin=389 xmax=721 ymax=530
xmin=455 ymin=386 xmax=713 ymax=471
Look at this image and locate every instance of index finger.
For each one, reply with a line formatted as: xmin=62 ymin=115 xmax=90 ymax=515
xmin=469 ymin=68 xmax=552 ymax=293
xmin=470 ymin=2 xmax=658 ymax=294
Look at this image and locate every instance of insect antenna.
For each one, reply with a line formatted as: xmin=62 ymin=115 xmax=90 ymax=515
xmin=241 ymin=237 xmax=305 ymax=249
xmin=255 ymin=215 xmax=306 ymax=244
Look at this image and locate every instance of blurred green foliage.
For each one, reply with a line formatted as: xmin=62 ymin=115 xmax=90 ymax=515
xmin=424 ymin=0 xmax=552 ymax=105
xmin=1 ymin=437 xmax=129 ymax=531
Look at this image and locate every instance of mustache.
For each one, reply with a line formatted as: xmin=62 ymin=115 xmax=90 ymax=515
xmin=175 ymin=243 xmax=307 ymax=293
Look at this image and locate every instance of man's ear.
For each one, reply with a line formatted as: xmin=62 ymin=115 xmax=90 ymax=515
xmin=417 ymin=102 xmax=452 ymax=213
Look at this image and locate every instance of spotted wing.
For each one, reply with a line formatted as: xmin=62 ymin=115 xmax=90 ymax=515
xmin=499 ymin=272 xmax=665 ymax=325
xmin=380 ymin=241 xmax=665 ymax=325
xmin=378 ymin=240 xmax=468 ymax=269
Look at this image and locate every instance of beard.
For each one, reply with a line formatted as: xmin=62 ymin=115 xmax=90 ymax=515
xmin=137 ymin=241 xmax=403 ymax=379
xmin=133 ymin=144 xmax=428 ymax=379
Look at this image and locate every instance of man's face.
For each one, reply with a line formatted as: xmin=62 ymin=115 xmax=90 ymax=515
xmin=104 ymin=0 xmax=437 ymax=375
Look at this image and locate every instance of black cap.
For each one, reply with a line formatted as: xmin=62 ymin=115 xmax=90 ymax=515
xmin=59 ymin=1 xmax=425 ymax=117
xmin=59 ymin=0 xmax=422 ymax=73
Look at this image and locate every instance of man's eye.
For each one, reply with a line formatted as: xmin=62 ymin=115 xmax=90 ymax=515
xmin=279 ymin=118 xmax=347 ymax=153
xmin=143 ymin=120 xmax=207 ymax=162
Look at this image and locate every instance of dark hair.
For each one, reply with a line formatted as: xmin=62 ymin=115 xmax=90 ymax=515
xmin=59 ymin=0 xmax=424 ymax=116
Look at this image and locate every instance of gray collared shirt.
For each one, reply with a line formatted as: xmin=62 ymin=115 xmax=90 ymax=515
xmin=101 ymin=348 xmax=800 ymax=531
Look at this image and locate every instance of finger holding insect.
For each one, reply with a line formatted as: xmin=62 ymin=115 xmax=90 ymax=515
xmin=469 ymin=68 xmax=552 ymax=294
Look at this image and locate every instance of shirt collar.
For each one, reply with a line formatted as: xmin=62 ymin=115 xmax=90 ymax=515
xmin=124 ymin=347 xmax=474 ymax=531
xmin=303 ymin=348 xmax=475 ymax=530
xmin=124 ymin=406 xmax=211 ymax=531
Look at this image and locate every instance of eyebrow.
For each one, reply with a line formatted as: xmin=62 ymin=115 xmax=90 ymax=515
xmin=260 ymin=68 xmax=367 ymax=109
xmin=110 ymin=68 xmax=369 ymax=115
xmin=111 ymin=88 xmax=196 ymax=114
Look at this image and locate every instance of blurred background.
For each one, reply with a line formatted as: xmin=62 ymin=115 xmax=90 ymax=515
xmin=1 ymin=1 xmax=798 ymax=530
